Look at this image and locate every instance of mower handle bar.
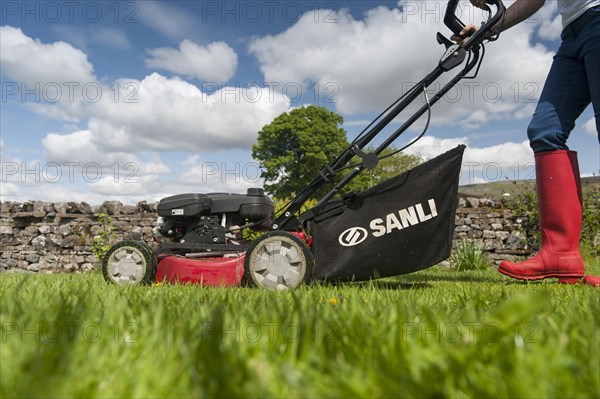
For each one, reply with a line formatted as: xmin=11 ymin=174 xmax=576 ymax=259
xmin=444 ymin=0 xmax=506 ymax=47
xmin=273 ymin=0 xmax=505 ymax=230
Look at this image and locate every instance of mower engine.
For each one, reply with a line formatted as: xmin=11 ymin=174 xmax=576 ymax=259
xmin=153 ymin=188 xmax=274 ymax=248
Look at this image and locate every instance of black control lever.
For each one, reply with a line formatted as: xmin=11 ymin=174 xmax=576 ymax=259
xmin=436 ymin=32 xmax=454 ymax=49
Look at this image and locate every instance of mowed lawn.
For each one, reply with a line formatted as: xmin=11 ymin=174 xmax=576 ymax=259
xmin=1 ymin=262 xmax=599 ymax=398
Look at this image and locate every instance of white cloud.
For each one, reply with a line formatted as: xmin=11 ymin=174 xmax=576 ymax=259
xmin=50 ymin=26 xmax=132 ymax=51
xmin=250 ymin=6 xmax=432 ymax=115
xmin=41 ymin=130 xmax=171 ymax=176
xmin=403 ymin=135 xmax=534 ymax=184
xmin=535 ymin=1 xmax=561 ymax=42
xmin=534 ymin=0 xmax=558 ymax=20
xmin=408 ymin=136 xmax=533 ymax=168
xmin=137 ymin=1 xmax=199 ymax=40
xmin=146 ymin=39 xmax=237 ymax=82
xmin=2 ymin=28 xmax=290 ymax=155
xmin=249 ymin=2 xmax=554 ymax=128
xmin=463 ymin=141 xmax=533 ymax=168
xmin=89 ymin=175 xmax=158 ymax=196
xmin=0 ymin=26 xmax=94 ymax=85
xmin=537 ymin=15 xmax=562 ymax=41
xmin=179 ymin=155 xmax=264 ymax=193
xmin=584 ymin=118 xmax=597 ymax=136
xmin=0 ymin=182 xmax=20 ymax=201
xmin=38 ymin=73 xmax=290 ymax=153
xmin=0 ymin=140 xmax=171 ymax=204
xmin=0 ymin=180 xmax=161 ymax=205
xmin=403 ymin=136 xmax=466 ymax=160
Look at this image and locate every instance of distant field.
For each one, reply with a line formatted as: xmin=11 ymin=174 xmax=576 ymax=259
xmin=459 ymin=176 xmax=599 ymax=199
xmin=1 ymin=266 xmax=599 ymax=398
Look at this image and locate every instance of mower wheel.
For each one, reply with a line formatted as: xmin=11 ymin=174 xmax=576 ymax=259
xmin=244 ymin=231 xmax=314 ymax=290
xmin=102 ymin=241 xmax=157 ymax=285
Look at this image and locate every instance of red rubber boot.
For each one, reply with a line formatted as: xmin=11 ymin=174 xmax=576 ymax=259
xmin=582 ymin=276 xmax=600 ymax=287
xmin=498 ymin=150 xmax=584 ymax=283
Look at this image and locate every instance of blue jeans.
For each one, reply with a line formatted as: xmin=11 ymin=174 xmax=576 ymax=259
xmin=528 ymin=5 xmax=600 ymax=153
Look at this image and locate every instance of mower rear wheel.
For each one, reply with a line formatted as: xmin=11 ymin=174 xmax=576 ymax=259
xmin=102 ymin=241 xmax=157 ymax=285
xmin=244 ymin=231 xmax=313 ymax=290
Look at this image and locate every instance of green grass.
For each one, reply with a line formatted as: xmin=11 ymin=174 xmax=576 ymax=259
xmin=1 ymin=263 xmax=599 ymax=398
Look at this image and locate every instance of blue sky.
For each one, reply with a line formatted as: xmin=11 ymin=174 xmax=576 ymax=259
xmin=1 ymin=0 xmax=598 ymax=204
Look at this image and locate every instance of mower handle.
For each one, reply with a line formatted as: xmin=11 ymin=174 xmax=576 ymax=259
xmin=444 ymin=0 xmax=505 ymax=41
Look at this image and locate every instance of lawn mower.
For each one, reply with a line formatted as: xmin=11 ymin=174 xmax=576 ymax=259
xmin=102 ymin=0 xmax=506 ymax=290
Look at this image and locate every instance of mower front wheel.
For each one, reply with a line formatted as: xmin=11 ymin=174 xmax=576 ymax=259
xmin=244 ymin=231 xmax=313 ymax=290
xmin=102 ymin=241 xmax=157 ymax=285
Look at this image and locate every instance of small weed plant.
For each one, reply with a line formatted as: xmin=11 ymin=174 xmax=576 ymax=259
xmin=450 ymin=238 xmax=489 ymax=271
xmin=91 ymin=213 xmax=117 ymax=261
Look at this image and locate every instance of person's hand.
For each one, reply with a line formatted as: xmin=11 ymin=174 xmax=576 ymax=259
xmin=451 ymin=24 xmax=479 ymax=45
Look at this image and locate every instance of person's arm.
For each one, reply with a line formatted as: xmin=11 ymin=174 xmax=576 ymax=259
xmin=452 ymin=0 xmax=546 ymax=43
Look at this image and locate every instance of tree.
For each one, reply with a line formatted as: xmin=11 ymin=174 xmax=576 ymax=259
xmin=253 ymin=105 xmax=422 ymax=198
xmin=252 ymin=105 xmax=349 ymax=198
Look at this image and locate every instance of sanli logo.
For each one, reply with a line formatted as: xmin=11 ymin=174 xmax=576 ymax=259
xmin=338 ymin=199 xmax=438 ymax=247
xmin=338 ymin=227 xmax=369 ymax=247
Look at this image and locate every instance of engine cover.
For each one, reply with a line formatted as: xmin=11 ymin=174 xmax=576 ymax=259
xmin=156 ymin=188 xmax=274 ymax=223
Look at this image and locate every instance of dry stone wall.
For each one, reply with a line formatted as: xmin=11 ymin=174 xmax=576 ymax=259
xmin=0 ymin=198 xmax=534 ymax=273
xmin=0 ymin=200 xmax=157 ymax=273
xmin=453 ymin=197 xmax=532 ymax=265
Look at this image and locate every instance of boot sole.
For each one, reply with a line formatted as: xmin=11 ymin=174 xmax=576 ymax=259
xmin=497 ymin=267 xmax=582 ymax=284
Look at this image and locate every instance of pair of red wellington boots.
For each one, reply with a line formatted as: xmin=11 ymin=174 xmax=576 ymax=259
xmin=498 ymin=150 xmax=599 ymax=287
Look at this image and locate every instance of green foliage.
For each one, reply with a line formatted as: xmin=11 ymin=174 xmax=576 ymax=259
xmin=241 ymin=226 xmax=264 ymax=242
xmin=346 ymin=146 xmax=422 ymax=192
xmin=242 ymin=197 xmax=319 ymax=242
xmin=91 ymin=213 xmax=117 ymax=261
xmin=274 ymin=196 xmax=319 ymax=216
xmin=581 ymin=183 xmax=600 ymax=255
xmin=450 ymin=238 xmax=490 ymax=271
xmin=508 ymin=185 xmax=600 ymax=254
xmin=1 ymin=270 xmax=599 ymax=398
xmin=253 ymin=105 xmax=349 ymax=198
